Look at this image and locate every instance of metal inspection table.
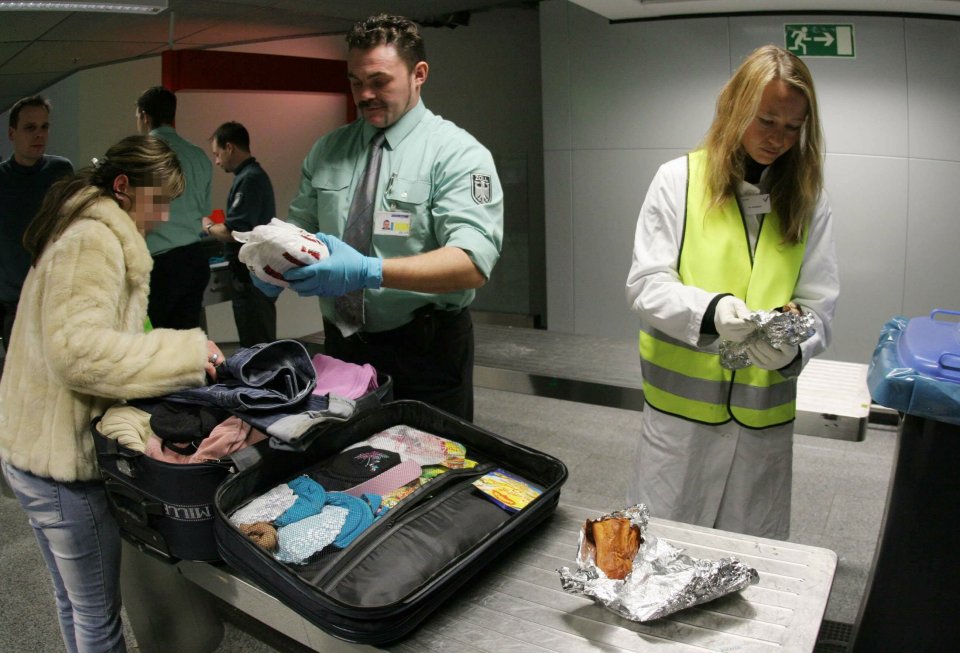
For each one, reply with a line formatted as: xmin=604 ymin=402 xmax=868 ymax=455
xmin=143 ymin=502 xmax=837 ymax=652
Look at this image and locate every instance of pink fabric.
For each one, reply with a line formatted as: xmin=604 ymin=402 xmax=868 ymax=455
xmin=144 ymin=415 xmax=266 ymax=464
xmin=352 ymin=426 xmax=466 ymax=468
xmin=344 ymin=459 xmax=423 ymax=498
xmin=311 ymin=353 xmax=379 ymax=400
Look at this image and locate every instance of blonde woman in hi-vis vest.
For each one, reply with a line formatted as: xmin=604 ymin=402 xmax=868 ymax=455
xmin=625 ymin=45 xmax=839 ymax=540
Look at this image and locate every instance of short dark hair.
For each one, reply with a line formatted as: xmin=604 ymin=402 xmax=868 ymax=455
xmin=10 ymin=95 xmax=51 ymax=129
xmin=211 ymin=121 xmax=250 ymax=151
xmin=346 ymin=14 xmax=426 ymax=71
xmin=136 ymin=86 xmax=177 ymax=127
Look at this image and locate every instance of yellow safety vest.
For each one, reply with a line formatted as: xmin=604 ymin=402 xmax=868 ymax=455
xmin=639 ymin=150 xmax=808 ymax=428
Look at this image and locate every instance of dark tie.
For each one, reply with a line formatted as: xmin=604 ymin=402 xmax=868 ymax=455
xmin=335 ymin=131 xmax=385 ymax=332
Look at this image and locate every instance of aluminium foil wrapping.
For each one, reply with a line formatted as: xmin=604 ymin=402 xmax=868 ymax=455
xmin=720 ymin=308 xmax=816 ymax=369
xmin=557 ymin=504 xmax=759 ymax=622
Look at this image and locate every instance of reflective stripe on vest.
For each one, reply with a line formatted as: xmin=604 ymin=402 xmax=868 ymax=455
xmin=639 ymin=150 xmax=807 ymax=428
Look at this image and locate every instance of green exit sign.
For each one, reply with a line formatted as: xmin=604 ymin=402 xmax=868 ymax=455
xmin=785 ymin=24 xmax=855 ymax=58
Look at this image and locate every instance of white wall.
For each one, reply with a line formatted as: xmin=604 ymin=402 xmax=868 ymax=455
xmin=171 ymin=36 xmax=349 ymax=342
xmin=423 ymin=6 xmax=546 ymax=319
xmin=174 ymin=84 xmax=347 ymax=342
xmin=541 ymin=0 xmax=960 ymax=364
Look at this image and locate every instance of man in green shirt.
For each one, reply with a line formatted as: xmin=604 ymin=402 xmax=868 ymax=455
xmin=136 ymin=86 xmax=213 ymax=329
xmin=276 ymin=13 xmax=503 ymax=421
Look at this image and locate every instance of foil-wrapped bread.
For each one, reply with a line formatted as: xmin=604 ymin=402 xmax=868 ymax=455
xmin=718 ymin=303 xmax=815 ymax=370
xmin=560 ymin=504 xmax=760 ymax=622
xmin=586 ymin=516 xmax=642 ymax=580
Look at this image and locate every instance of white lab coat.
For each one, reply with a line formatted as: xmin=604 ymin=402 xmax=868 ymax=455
xmin=624 ymin=155 xmax=839 ymax=539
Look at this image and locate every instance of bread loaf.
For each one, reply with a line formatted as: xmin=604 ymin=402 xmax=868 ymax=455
xmin=587 ymin=517 xmax=642 ymax=580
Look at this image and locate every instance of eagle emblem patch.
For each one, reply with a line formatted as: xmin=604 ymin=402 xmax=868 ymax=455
xmin=471 ymin=173 xmax=491 ymax=205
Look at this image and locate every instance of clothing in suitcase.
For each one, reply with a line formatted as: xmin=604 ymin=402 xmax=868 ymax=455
xmin=92 ymin=340 xmax=392 ymax=561
xmin=214 ymin=400 xmax=568 ymax=645
xmin=92 ymin=419 xmax=264 ymax=561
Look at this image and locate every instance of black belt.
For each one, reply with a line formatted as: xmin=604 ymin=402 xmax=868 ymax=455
xmin=152 ymin=240 xmax=209 ymax=258
xmin=338 ymin=305 xmax=466 ymax=345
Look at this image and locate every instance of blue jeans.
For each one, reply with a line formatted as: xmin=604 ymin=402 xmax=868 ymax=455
xmin=159 ymin=339 xmax=316 ymax=411
xmin=2 ymin=461 xmax=127 ymax=653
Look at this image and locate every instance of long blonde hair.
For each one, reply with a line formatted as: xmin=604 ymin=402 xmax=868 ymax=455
xmin=701 ymin=45 xmax=824 ymax=244
xmin=24 ymin=134 xmax=184 ymax=262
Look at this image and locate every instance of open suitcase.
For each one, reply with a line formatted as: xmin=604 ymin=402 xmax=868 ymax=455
xmin=92 ymin=339 xmax=393 ymax=562
xmin=214 ymin=400 xmax=568 ymax=645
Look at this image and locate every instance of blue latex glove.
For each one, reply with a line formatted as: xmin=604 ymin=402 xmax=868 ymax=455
xmin=283 ymin=233 xmax=383 ymax=297
xmin=251 ymin=274 xmax=283 ymax=298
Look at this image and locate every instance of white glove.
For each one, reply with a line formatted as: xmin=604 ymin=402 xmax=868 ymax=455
xmin=714 ymin=296 xmax=755 ymax=342
xmin=747 ymin=340 xmax=799 ymax=370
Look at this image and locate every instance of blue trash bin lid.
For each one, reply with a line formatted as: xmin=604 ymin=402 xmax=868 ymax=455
xmin=897 ymin=309 xmax=960 ymax=384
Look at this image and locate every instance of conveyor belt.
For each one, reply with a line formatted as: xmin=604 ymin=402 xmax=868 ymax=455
xmin=302 ymin=324 xmax=879 ymax=441
xmin=473 ymin=324 xmax=646 ymax=411
xmin=473 ymin=324 xmax=874 ymax=441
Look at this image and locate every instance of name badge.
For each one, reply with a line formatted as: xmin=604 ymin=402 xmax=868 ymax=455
xmin=741 ymin=193 xmax=771 ymax=215
xmin=374 ymin=210 xmax=411 ymax=237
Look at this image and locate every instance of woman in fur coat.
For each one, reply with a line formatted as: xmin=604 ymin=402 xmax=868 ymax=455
xmin=0 ymin=134 xmax=224 ymax=653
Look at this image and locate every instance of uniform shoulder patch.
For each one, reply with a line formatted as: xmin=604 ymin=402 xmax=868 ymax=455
xmin=471 ymin=173 xmax=492 ymax=205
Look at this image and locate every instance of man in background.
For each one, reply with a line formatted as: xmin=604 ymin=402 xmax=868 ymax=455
xmin=204 ymin=121 xmax=277 ymax=346
xmin=136 ymin=85 xmax=212 ymax=329
xmin=0 ymin=96 xmax=73 ymax=355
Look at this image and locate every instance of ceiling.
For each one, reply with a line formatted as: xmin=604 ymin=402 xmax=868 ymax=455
xmin=5 ymin=0 xmax=960 ymax=114
xmin=570 ymin=0 xmax=960 ymax=21
xmin=0 ymin=0 xmax=526 ymax=113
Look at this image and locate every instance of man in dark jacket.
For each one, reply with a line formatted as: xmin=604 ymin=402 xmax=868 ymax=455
xmin=205 ymin=121 xmax=277 ymax=346
xmin=1 ymin=96 xmax=73 ymax=356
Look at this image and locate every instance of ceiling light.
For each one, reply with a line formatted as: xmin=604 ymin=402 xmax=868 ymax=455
xmin=0 ymin=0 xmax=167 ymax=14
